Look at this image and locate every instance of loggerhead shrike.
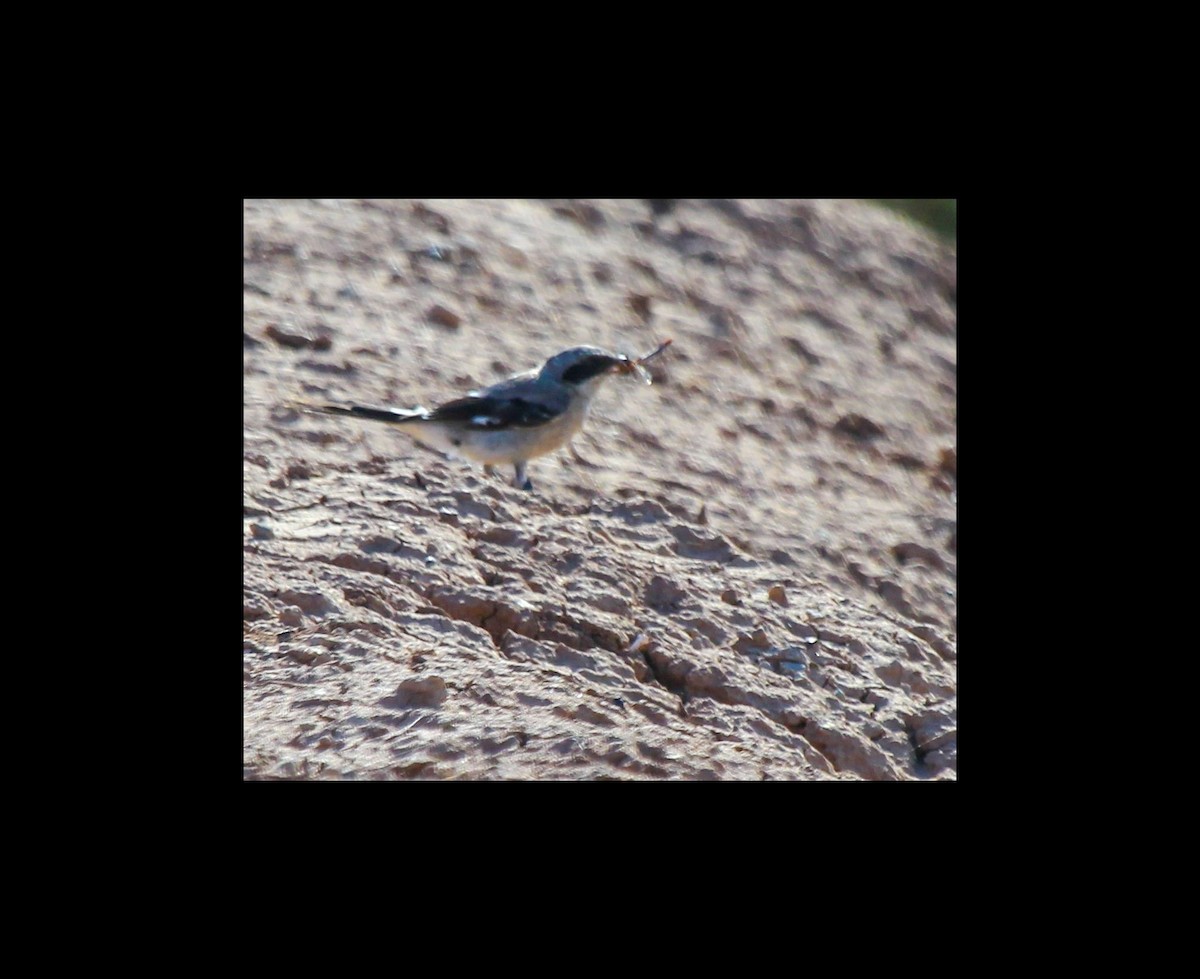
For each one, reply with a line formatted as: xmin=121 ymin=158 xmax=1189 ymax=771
xmin=306 ymin=343 xmax=669 ymax=490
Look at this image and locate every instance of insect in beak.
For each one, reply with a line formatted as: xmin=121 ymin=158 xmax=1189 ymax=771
xmin=617 ymin=338 xmax=673 ymax=385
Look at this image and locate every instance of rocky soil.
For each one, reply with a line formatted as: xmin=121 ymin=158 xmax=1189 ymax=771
xmin=243 ymin=198 xmax=957 ymax=780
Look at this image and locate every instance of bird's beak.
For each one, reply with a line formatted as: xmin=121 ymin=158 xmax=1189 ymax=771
xmin=615 ymin=339 xmax=672 ymax=384
xmin=615 ymin=355 xmax=653 ymax=385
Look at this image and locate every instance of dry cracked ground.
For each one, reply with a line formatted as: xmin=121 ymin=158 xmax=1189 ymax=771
xmin=243 ymin=198 xmax=957 ymax=780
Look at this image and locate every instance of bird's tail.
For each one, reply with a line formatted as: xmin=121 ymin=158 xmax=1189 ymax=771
xmin=294 ymin=402 xmax=428 ymax=425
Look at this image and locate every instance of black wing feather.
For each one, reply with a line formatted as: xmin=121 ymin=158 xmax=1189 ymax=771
xmin=427 ymin=395 xmax=560 ymax=429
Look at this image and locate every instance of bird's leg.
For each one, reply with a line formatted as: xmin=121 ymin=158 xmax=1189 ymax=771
xmin=513 ymin=461 xmax=533 ymax=491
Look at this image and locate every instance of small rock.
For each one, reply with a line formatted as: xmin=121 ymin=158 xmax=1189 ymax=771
xmin=411 ymin=202 xmax=451 ymax=234
xmin=501 ymin=245 xmax=530 ymax=269
xmin=768 ymin=585 xmax=788 ymax=606
xmin=264 ymin=323 xmax=331 ymax=350
xmin=645 ymin=575 xmax=688 ymax=612
xmin=938 ymin=447 xmax=957 ymax=477
xmin=783 ymin=336 xmax=821 ymax=365
xmin=891 ymin=542 xmax=946 ymax=570
xmin=628 ymin=294 xmax=653 ymax=321
xmin=382 ymin=676 xmax=448 ymax=709
xmin=278 ymin=589 xmax=335 ymax=616
xmin=552 ymin=202 xmax=605 ymax=231
xmin=721 ymin=589 xmax=740 ymax=605
xmin=249 ymin=522 xmax=274 ymax=540
xmin=669 ymin=525 xmax=735 ymax=562
xmin=833 ymin=413 xmax=886 ymax=440
xmin=426 ymin=304 xmax=461 ymax=329
xmin=732 ymin=629 xmax=771 ymax=654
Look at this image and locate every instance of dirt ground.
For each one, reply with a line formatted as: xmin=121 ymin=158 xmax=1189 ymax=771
xmin=243 ymin=198 xmax=956 ymax=780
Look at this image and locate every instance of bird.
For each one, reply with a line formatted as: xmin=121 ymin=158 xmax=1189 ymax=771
xmin=304 ymin=342 xmax=670 ymax=491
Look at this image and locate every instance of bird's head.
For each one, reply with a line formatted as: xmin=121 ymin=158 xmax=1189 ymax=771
xmin=541 ymin=346 xmax=630 ymax=386
xmin=541 ymin=340 xmax=673 ymax=390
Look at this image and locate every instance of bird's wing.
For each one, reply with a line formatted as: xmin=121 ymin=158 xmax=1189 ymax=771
xmin=426 ymin=393 xmax=565 ymax=429
xmin=473 ymin=369 xmax=540 ymax=399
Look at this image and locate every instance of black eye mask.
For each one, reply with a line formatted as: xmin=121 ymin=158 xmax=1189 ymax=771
xmin=562 ymin=354 xmax=622 ymax=384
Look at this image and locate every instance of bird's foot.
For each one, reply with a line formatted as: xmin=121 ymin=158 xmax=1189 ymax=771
xmin=513 ymin=462 xmax=533 ymax=491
